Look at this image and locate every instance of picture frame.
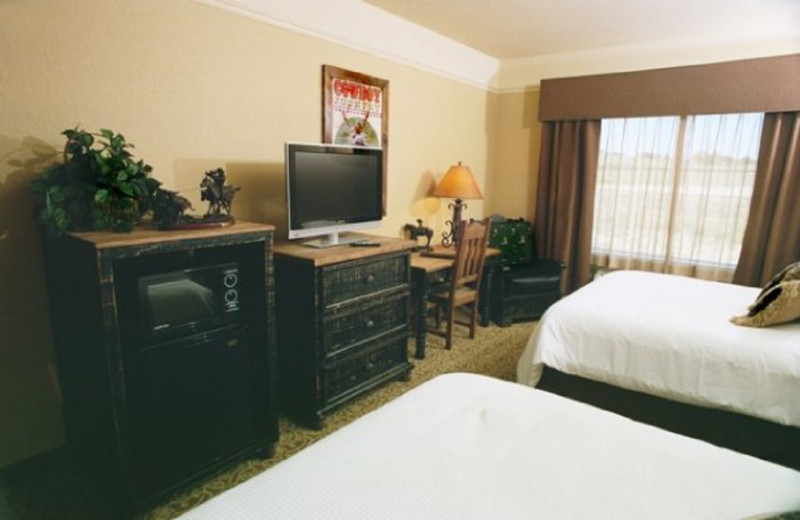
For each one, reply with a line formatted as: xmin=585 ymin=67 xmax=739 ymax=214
xmin=323 ymin=65 xmax=389 ymax=214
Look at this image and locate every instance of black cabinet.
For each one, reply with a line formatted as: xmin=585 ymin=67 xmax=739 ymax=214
xmin=274 ymin=237 xmax=415 ymax=428
xmin=125 ymin=325 xmax=253 ymax=499
xmin=42 ymin=222 xmax=278 ymax=512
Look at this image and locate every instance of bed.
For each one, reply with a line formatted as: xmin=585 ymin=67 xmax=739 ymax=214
xmin=517 ymin=270 xmax=800 ymax=466
xmin=177 ymin=373 xmax=800 ymax=519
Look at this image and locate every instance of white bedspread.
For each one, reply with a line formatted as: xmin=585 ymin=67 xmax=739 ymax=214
xmin=179 ymin=373 xmax=800 ymax=520
xmin=517 ymin=270 xmax=800 ymax=427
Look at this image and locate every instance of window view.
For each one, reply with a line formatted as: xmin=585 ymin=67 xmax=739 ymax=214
xmin=592 ymin=113 xmax=763 ymax=278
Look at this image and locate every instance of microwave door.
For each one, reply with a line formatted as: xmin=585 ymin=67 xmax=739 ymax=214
xmin=147 ymin=278 xmax=216 ymax=335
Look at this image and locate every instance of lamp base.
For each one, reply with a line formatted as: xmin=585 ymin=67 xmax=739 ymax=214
xmin=441 ymin=198 xmax=466 ymax=248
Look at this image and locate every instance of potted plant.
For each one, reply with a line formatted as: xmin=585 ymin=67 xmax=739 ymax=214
xmin=32 ymin=127 xmax=162 ymax=235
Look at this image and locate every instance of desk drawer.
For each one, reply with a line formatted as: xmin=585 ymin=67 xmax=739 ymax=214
xmin=321 ymin=253 xmax=408 ymax=308
xmin=323 ymin=294 xmax=408 ymax=359
xmin=321 ymin=332 xmax=407 ymax=404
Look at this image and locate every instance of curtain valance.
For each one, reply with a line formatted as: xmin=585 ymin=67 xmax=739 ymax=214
xmin=539 ymin=54 xmax=800 ymax=121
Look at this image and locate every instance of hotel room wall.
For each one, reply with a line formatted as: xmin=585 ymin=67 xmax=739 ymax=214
xmin=0 ymin=0 xmax=503 ymax=468
xmin=492 ymin=89 xmax=542 ymax=222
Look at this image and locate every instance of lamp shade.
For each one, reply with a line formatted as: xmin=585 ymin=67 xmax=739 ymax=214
xmin=432 ymin=162 xmax=483 ymax=200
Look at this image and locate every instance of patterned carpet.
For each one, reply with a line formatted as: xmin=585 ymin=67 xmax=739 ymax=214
xmin=0 ymin=322 xmax=536 ymax=520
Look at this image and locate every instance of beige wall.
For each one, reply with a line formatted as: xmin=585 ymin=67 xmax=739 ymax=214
xmin=0 ymin=0 xmax=538 ymax=467
xmin=492 ymin=89 xmax=541 ymax=221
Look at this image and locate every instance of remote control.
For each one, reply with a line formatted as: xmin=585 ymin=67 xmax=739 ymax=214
xmin=350 ymin=241 xmax=381 ymax=247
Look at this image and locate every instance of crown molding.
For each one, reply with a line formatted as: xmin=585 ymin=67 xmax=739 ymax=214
xmin=194 ymin=0 xmax=799 ymax=95
xmin=194 ymin=0 xmax=500 ymax=91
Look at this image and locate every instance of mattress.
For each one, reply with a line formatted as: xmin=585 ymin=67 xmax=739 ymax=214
xmin=517 ymin=270 xmax=800 ymax=427
xmin=178 ymin=373 xmax=800 ymax=520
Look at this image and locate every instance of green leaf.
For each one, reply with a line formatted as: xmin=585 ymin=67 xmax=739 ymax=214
xmin=54 ymin=211 xmax=69 ymax=231
xmin=94 ymin=189 xmax=110 ymax=203
xmin=118 ymin=183 xmax=134 ymax=197
xmin=95 ymin=156 xmax=112 ymax=175
xmin=129 ymin=178 xmax=147 ymax=198
xmin=79 ymin=132 xmax=94 ymax=148
xmin=66 ymin=141 xmax=83 ymax=157
xmin=145 ymin=177 xmax=161 ymax=192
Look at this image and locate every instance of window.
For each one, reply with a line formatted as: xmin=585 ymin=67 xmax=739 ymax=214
xmin=592 ymin=113 xmax=763 ymax=281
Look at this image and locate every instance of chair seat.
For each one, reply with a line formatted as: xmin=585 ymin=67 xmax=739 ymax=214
xmin=430 ymin=287 xmax=478 ymax=307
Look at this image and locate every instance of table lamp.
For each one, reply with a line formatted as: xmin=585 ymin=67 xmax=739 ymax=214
xmin=432 ymin=161 xmax=483 ymax=247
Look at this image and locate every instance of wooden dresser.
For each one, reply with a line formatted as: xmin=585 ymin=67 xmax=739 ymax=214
xmin=41 ymin=222 xmax=279 ymax=512
xmin=274 ymin=235 xmax=415 ymax=428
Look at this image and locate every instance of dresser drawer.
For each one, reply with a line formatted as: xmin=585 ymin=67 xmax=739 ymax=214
xmin=323 ymin=294 xmax=408 ymax=359
xmin=321 ymin=332 xmax=408 ymax=405
xmin=321 ymin=253 xmax=408 ymax=308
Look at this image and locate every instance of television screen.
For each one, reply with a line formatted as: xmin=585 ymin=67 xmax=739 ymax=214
xmin=285 ymin=142 xmax=383 ymax=247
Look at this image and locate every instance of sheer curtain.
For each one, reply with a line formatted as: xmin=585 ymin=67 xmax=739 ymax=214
xmin=592 ymin=113 xmax=763 ymax=282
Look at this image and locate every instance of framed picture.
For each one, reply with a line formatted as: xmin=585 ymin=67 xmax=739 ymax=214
xmin=323 ymin=65 xmax=389 ymax=214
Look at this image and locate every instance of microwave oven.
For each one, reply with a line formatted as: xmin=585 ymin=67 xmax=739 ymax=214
xmin=135 ymin=262 xmax=241 ymax=343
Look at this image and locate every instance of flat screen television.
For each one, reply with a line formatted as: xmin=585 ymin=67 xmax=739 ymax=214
xmin=285 ymin=142 xmax=383 ymax=248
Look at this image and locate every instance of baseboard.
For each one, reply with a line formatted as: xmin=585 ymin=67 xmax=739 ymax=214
xmin=0 ymin=446 xmax=68 ymax=485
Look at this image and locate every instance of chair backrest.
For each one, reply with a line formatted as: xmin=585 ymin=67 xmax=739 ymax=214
xmin=487 ymin=217 xmax=534 ymax=266
xmin=451 ymin=218 xmax=491 ymax=291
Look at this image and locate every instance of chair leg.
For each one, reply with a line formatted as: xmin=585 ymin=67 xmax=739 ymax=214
xmin=445 ymin=306 xmax=455 ymax=349
xmin=468 ymin=302 xmax=478 ymax=339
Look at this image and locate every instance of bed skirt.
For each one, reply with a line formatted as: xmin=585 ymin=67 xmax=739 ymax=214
xmin=538 ymin=365 xmax=800 ymax=470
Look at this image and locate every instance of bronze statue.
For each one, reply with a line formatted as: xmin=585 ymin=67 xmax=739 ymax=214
xmin=153 ymin=167 xmax=240 ymax=229
xmin=200 ymin=168 xmax=240 ymax=218
xmin=404 ymin=219 xmax=433 ymax=252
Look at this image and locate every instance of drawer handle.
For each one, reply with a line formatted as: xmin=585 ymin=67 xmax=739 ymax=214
xmin=364 ymin=319 xmax=375 ymax=328
xmin=364 ymin=274 xmax=376 ymax=284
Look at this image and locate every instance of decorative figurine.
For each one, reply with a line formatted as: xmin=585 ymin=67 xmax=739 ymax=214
xmin=404 ymin=219 xmax=434 ymax=252
xmin=200 ymin=167 xmax=240 ymax=218
xmin=153 ymin=167 xmax=240 ymax=230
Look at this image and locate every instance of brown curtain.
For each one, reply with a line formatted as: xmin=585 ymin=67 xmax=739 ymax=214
xmin=734 ymin=112 xmax=800 ymax=287
xmin=534 ymin=120 xmax=601 ymax=294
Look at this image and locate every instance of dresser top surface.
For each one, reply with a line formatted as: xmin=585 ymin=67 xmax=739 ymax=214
xmin=274 ymin=234 xmax=416 ymax=266
xmin=67 ymin=220 xmax=274 ymax=249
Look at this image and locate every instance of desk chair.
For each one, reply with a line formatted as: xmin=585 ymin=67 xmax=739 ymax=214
xmin=427 ymin=218 xmax=491 ymax=349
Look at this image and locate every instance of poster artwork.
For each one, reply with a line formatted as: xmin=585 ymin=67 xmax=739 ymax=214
xmin=330 ymin=78 xmax=382 ymax=147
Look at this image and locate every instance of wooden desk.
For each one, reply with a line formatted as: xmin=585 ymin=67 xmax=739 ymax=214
xmin=410 ymin=246 xmax=500 ymax=359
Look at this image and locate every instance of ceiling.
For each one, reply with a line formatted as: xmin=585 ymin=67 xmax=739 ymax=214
xmin=363 ymin=0 xmax=800 ymax=60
